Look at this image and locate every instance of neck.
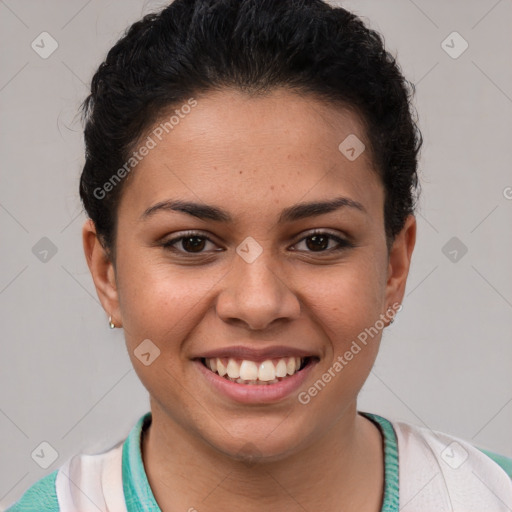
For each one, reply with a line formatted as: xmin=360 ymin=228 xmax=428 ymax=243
xmin=142 ymin=401 xmax=384 ymax=512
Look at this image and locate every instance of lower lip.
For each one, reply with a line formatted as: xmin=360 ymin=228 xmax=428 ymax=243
xmin=194 ymin=359 xmax=317 ymax=404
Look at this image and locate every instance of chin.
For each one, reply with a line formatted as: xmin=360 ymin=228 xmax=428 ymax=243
xmin=202 ymin=417 xmax=311 ymax=464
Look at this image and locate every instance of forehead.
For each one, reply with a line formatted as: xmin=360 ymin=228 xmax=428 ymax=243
xmin=119 ymin=88 xmax=384 ymax=224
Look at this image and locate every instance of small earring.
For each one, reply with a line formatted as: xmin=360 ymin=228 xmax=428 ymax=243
xmin=389 ymin=317 xmax=395 ymax=325
xmin=109 ymin=316 xmax=115 ymax=329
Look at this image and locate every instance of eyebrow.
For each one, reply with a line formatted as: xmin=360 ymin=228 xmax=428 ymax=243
xmin=140 ymin=196 xmax=366 ymax=223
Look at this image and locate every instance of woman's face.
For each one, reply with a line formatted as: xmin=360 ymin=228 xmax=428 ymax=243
xmin=85 ymin=89 xmax=415 ymax=460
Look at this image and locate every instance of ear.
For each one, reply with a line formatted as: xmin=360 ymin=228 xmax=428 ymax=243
xmin=384 ymin=214 xmax=416 ymax=316
xmin=82 ymin=219 xmax=122 ymax=327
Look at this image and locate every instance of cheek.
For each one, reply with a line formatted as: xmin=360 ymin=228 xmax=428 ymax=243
xmin=116 ymin=264 xmax=215 ymax=412
xmin=298 ymin=256 xmax=387 ymax=340
xmin=296 ymin=263 xmax=386 ymax=414
xmin=116 ymin=255 xmax=227 ymax=348
xmin=117 ymin=273 xmax=175 ymax=344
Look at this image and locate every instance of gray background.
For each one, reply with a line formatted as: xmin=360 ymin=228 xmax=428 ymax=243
xmin=1 ymin=0 xmax=511 ymax=508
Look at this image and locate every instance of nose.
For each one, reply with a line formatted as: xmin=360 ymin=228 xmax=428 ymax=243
xmin=215 ymin=251 xmax=301 ymax=331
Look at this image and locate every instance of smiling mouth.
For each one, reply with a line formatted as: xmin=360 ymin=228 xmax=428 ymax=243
xmin=200 ymin=356 xmax=315 ymax=385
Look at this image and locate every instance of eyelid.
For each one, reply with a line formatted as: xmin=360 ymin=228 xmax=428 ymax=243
xmin=293 ymin=228 xmax=350 ymax=242
xmin=290 ymin=229 xmax=353 ymax=251
xmin=161 ymin=230 xmax=221 ymax=252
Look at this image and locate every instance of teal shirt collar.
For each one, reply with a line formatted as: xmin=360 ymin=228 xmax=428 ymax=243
xmin=122 ymin=411 xmax=400 ymax=511
xmin=360 ymin=411 xmax=400 ymax=512
xmin=122 ymin=412 xmax=160 ymax=511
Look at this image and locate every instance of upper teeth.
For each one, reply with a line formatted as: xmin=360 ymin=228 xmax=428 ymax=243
xmin=205 ymin=357 xmax=303 ymax=381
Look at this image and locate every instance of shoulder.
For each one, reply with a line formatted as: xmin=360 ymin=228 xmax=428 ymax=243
xmin=4 ymin=470 xmax=59 ymax=511
xmin=476 ymin=447 xmax=512 ymax=479
xmin=390 ymin=418 xmax=512 ymax=510
xmin=4 ymin=413 xmax=150 ymax=512
xmin=391 ymin=418 xmax=512 ymax=479
xmin=5 ymin=441 xmax=126 ymax=512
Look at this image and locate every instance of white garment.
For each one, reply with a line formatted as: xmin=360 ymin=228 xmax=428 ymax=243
xmin=395 ymin=421 xmax=512 ymax=511
xmin=54 ymin=419 xmax=512 ymax=512
xmin=55 ymin=440 xmax=127 ymax=512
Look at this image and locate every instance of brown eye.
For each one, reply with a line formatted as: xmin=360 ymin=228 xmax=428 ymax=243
xmin=162 ymin=232 xmax=219 ymax=254
xmin=181 ymin=236 xmax=207 ymax=252
xmin=293 ymin=231 xmax=352 ymax=253
xmin=305 ymin=234 xmax=329 ymax=251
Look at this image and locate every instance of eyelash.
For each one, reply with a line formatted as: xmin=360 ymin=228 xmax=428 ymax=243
xmin=161 ymin=229 xmax=353 ymax=255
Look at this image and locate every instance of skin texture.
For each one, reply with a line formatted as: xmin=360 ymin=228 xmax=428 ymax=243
xmin=83 ymin=89 xmax=416 ymax=511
